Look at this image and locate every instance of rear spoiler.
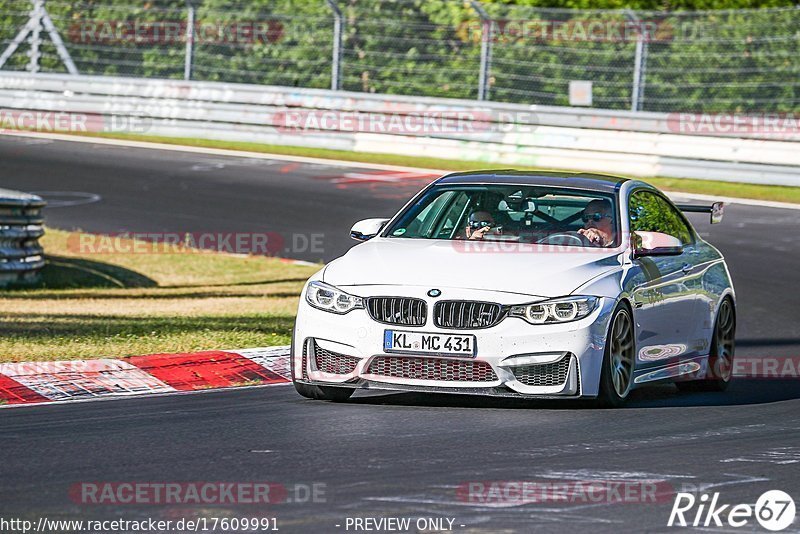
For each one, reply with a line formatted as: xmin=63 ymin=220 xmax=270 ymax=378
xmin=675 ymin=201 xmax=725 ymax=224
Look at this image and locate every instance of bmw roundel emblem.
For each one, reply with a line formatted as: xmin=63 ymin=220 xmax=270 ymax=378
xmin=427 ymin=289 xmax=441 ymax=298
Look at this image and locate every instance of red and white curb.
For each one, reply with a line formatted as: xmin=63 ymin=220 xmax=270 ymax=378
xmin=0 ymin=346 xmax=291 ymax=407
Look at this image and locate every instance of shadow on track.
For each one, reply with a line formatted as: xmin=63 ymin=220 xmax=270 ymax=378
xmin=341 ymin=379 xmax=800 ymax=410
xmin=737 ymin=337 xmax=800 ymax=348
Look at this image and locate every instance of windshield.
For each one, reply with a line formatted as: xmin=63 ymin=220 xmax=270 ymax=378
xmin=385 ymin=185 xmax=619 ymax=247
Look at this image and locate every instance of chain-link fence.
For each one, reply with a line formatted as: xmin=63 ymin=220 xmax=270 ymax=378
xmin=1 ymin=0 xmax=798 ymax=113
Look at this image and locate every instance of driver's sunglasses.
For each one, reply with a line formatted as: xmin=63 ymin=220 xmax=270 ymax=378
xmin=469 ymin=220 xmax=494 ymax=229
xmin=582 ymin=212 xmax=612 ymax=223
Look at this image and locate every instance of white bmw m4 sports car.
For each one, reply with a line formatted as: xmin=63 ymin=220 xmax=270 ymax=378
xmin=291 ymin=171 xmax=735 ymax=406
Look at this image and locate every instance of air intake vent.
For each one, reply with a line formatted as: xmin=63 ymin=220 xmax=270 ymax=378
xmin=366 ymin=297 xmax=427 ymax=326
xmin=367 ymin=356 xmax=497 ymax=382
xmin=433 ymin=301 xmax=504 ymax=329
xmin=511 ymin=354 xmax=573 ymax=387
xmin=313 ymin=342 xmax=359 ymax=375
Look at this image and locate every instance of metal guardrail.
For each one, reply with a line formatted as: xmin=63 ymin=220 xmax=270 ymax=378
xmin=5 ymin=72 xmax=798 ymax=141
xmin=0 ymin=187 xmax=45 ymax=287
xmin=0 ymin=72 xmax=799 ymax=187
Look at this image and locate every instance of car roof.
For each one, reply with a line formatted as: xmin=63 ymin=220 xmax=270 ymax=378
xmin=435 ymin=170 xmax=630 ymax=193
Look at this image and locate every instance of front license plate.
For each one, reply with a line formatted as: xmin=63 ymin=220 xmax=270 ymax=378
xmin=383 ymin=330 xmax=476 ymax=357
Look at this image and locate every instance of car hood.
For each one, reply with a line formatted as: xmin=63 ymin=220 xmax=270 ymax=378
xmin=323 ymin=238 xmax=623 ymax=298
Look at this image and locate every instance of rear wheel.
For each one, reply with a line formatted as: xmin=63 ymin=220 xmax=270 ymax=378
xmin=676 ymin=298 xmax=735 ymax=392
xmin=597 ymin=304 xmax=636 ymax=408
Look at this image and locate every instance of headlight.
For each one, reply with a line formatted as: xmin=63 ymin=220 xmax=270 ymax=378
xmin=305 ymin=281 xmax=364 ymax=314
xmin=509 ymin=296 xmax=599 ymax=324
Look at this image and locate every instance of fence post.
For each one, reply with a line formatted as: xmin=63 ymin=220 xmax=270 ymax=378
xmin=626 ymin=9 xmax=648 ymax=112
xmin=470 ymin=0 xmax=492 ymax=101
xmin=41 ymin=6 xmax=78 ymax=74
xmin=325 ymin=0 xmax=344 ymax=90
xmin=27 ymin=0 xmax=44 ymax=73
xmin=0 ymin=0 xmax=78 ymax=73
xmin=184 ymin=1 xmax=196 ymax=80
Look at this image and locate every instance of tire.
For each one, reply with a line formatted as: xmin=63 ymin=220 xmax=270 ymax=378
xmin=597 ymin=303 xmax=636 ymax=408
xmin=676 ymin=297 xmax=735 ymax=393
xmin=293 ymin=381 xmax=354 ymax=402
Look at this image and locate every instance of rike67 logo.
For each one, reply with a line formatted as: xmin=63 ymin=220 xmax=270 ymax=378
xmin=668 ymin=490 xmax=796 ymax=531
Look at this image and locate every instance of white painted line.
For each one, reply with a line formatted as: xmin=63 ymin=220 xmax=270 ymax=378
xmin=0 ymin=131 xmax=446 ymax=173
xmin=333 ymin=171 xmax=437 ymax=184
xmin=664 ymin=191 xmax=800 ymax=211
xmin=3 ymin=130 xmax=798 ymax=211
xmin=29 ymin=191 xmax=102 ymax=208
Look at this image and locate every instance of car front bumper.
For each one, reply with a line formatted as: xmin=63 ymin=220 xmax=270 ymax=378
xmin=293 ymin=286 xmax=616 ymax=398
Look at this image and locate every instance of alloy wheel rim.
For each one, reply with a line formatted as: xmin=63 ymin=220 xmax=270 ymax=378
xmin=713 ymin=300 xmax=735 ymax=381
xmin=609 ymin=309 xmax=635 ymax=398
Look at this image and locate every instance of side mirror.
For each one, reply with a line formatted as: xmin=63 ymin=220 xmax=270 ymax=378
xmin=632 ymin=231 xmax=684 ymax=257
xmin=675 ymin=201 xmax=724 ymax=224
xmin=710 ymin=202 xmax=724 ymax=224
xmin=350 ymin=218 xmax=390 ymax=241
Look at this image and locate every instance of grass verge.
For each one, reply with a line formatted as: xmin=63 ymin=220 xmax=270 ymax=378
xmin=0 ymin=229 xmax=319 ymax=363
xmin=72 ymin=131 xmax=800 ymax=205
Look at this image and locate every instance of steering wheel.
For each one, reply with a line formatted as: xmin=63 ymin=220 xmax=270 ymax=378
xmin=537 ymin=231 xmax=594 ymax=247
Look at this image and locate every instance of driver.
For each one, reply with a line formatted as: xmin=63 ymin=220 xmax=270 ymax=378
xmin=464 ymin=210 xmax=497 ymax=240
xmin=578 ymin=199 xmax=615 ymax=247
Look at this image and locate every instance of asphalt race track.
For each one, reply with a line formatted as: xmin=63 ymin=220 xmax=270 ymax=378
xmin=1 ymin=134 xmax=799 ymax=532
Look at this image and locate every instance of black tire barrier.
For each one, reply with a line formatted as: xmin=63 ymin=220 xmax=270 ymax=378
xmin=0 ymin=188 xmax=46 ymax=287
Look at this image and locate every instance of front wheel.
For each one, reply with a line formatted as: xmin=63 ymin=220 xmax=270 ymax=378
xmin=676 ymin=298 xmax=735 ymax=393
xmin=597 ymin=304 xmax=636 ymax=408
xmin=293 ymin=381 xmax=354 ymax=402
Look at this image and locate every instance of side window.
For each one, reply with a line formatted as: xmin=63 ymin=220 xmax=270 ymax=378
xmin=629 ymin=191 xmax=693 ymax=245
